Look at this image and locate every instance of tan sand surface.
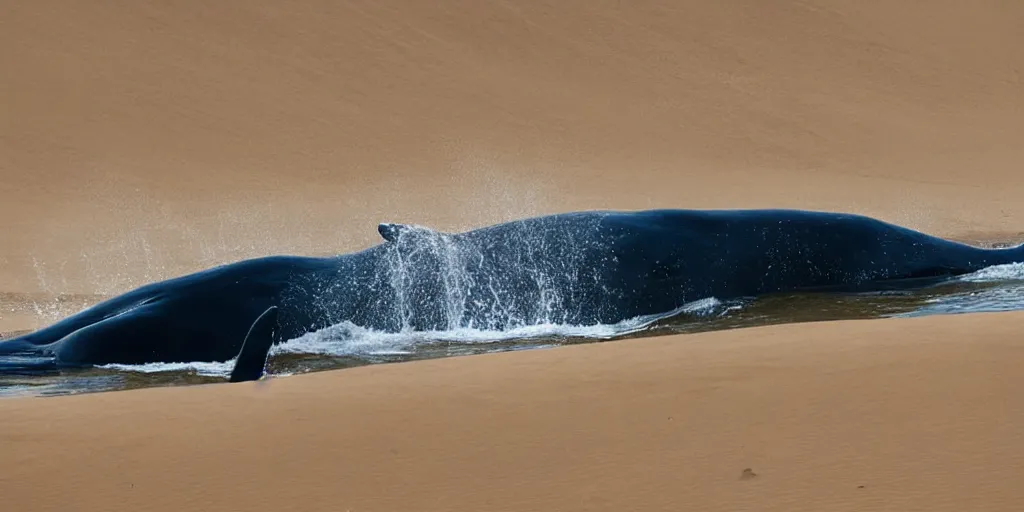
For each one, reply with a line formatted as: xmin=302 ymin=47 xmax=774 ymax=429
xmin=2 ymin=1 xmax=1024 ymax=510
xmin=3 ymin=0 xmax=1024 ymax=302
xmin=2 ymin=311 xmax=1023 ymax=511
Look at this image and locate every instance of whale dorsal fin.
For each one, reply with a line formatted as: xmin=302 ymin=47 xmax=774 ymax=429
xmin=229 ymin=306 xmax=278 ymax=383
xmin=378 ymin=222 xmax=415 ymax=242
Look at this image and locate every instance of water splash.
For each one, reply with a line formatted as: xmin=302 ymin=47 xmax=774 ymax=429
xmin=99 ymin=297 xmax=728 ymax=377
xmin=887 ymin=263 xmax=1024 ymax=318
xmin=360 ymin=218 xmax=614 ymax=332
xmin=382 ymin=225 xmax=477 ymax=331
xmin=957 ymin=262 xmax=1024 ymax=283
xmin=100 ymin=360 xmax=237 ymax=377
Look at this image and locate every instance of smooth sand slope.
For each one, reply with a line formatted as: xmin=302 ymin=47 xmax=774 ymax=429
xmin=3 ymin=312 xmax=1024 ymax=511
xmin=3 ymin=0 xmax=1024 ymax=301
xmin=2 ymin=1 xmax=1024 ymax=510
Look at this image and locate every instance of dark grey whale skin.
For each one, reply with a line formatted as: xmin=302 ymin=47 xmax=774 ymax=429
xmin=1 ymin=208 xmax=1021 ymax=369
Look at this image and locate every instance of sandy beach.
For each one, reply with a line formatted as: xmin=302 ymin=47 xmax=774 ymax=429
xmin=2 ymin=1 xmax=1024 ymax=510
xmin=1 ymin=312 xmax=1022 ymax=511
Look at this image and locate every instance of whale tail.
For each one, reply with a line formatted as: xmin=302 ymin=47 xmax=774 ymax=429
xmin=229 ymin=306 xmax=279 ymax=383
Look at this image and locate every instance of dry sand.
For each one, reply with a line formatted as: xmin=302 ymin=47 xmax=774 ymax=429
xmin=3 ymin=312 xmax=1024 ymax=511
xmin=2 ymin=1 xmax=1024 ymax=510
xmin=4 ymin=0 xmax=1024 ymax=300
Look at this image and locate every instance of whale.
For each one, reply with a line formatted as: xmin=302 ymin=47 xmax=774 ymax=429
xmin=2 ymin=208 xmax=1022 ymax=380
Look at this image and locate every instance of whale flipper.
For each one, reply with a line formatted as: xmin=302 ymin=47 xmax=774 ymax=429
xmin=229 ymin=306 xmax=279 ymax=383
xmin=378 ymin=222 xmax=415 ymax=242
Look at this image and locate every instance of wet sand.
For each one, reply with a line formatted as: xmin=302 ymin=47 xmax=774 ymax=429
xmin=3 ymin=312 xmax=1024 ymax=511
xmin=2 ymin=1 xmax=1024 ymax=510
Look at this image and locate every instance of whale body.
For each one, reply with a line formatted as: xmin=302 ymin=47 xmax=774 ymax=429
xmin=1 ymin=208 xmax=1021 ymax=377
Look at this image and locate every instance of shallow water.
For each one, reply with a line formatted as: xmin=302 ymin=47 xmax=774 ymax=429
xmin=2 ymin=262 xmax=1023 ymax=398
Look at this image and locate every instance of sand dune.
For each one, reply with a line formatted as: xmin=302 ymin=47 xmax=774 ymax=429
xmin=3 ymin=1 xmax=1024 ymax=510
